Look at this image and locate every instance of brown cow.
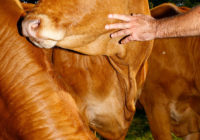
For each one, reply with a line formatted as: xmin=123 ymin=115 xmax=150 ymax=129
xmin=21 ymin=0 xmax=153 ymax=139
xmin=139 ymin=3 xmax=200 ymax=140
xmin=0 ymin=0 xmax=96 ymax=139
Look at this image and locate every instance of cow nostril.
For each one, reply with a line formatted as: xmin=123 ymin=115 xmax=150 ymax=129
xmin=22 ymin=19 xmax=40 ymax=38
xmin=30 ymin=19 xmax=40 ymax=30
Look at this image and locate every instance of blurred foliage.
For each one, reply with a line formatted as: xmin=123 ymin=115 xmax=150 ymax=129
xmin=97 ymin=109 xmax=182 ymax=140
xmin=20 ymin=0 xmax=38 ymax=4
xmin=125 ymin=110 xmax=153 ymax=140
xmin=149 ymin=0 xmax=200 ymax=8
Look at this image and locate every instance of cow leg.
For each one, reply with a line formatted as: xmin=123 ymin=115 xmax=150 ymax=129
xmin=140 ymin=85 xmax=172 ymax=140
xmin=146 ymin=104 xmax=172 ymax=140
xmin=183 ymin=132 xmax=200 ymax=140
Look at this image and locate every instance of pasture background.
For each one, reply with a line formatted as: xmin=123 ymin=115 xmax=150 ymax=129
xmin=149 ymin=0 xmax=200 ymax=8
xmin=20 ymin=0 xmax=200 ymax=139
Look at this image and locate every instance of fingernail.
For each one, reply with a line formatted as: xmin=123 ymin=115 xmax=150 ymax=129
xmin=110 ymin=34 xmax=113 ymax=38
xmin=108 ymin=14 xmax=112 ymax=18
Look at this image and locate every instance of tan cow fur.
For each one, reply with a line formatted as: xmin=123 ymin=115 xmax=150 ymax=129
xmin=21 ymin=0 xmax=153 ymax=139
xmin=0 ymin=0 xmax=96 ymax=139
xmin=139 ymin=3 xmax=200 ymax=140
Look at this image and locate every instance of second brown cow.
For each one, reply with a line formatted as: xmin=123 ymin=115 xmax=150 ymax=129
xmin=140 ymin=3 xmax=200 ymax=140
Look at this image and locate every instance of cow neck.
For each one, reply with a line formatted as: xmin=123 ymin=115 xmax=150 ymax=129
xmin=108 ymin=40 xmax=153 ymax=120
xmin=58 ymin=29 xmax=154 ymax=121
xmin=62 ymin=32 xmax=140 ymax=121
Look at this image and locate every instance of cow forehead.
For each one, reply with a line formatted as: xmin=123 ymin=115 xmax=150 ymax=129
xmin=30 ymin=0 xmax=129 ymax=34
xmin=35 ymin=0 xmax=127 ymax=14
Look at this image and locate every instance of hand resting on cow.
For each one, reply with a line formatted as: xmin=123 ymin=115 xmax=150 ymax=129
xmin=105 ymin=5 xmax=200 ymax=43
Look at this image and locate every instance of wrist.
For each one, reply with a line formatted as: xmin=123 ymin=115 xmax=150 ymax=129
xmin=154 ymin=19 xmax=160 ymax=39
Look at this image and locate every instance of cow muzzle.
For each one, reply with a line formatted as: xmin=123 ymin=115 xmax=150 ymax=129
xmin=22 ymin=19 xmax=40 ymax=38
xmin=21 ymin=14 xmax=65 ymax=49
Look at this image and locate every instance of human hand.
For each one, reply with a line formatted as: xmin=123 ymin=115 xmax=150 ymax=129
xmin=105 ymin=14 xmax=157 ymax=43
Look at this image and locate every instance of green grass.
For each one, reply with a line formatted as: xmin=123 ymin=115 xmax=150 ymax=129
xmin=125 ymin=110 xmax=153 ymax=140
xmin=125 ymin=109 xmax=182 ymax=140
xmin=97 ymin=109 xmax=182 ymax=140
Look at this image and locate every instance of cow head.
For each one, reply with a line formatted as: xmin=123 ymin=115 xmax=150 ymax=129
xmin=22 ymin=0 xmax=129 ymax=55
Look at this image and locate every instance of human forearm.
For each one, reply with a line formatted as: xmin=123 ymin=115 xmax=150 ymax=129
xmin=156 ymin=5 xmax=200 ymax=38
xmin=105 ymin=5 xmax=200 ymax=43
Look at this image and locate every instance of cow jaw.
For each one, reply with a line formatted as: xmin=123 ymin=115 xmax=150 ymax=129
xmin=22 ymin=14 xmax=65 ymax=48
xmin=57 ymin=33 xmax=126 ymax=56
xmin=28 ymin=37 xmax=57 ymax=49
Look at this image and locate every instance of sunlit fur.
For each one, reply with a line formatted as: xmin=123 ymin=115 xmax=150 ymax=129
xmin=140 ymin=3 xmax=200 ymax=140
xmin=0 ymin=0 xmax=97 ymax=139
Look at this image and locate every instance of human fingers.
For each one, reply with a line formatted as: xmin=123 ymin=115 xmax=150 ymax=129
xmin=108 ymin=14 xmax=132 ymax=21
xmin=110 ymin=29 xmax=132 ymax=38
xmin=121 ymin=35 xmax=134 ymax=44
xmin=105 ymin=22 xmax=131 ymax=30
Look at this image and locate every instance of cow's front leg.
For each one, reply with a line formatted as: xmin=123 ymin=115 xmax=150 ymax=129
xmin=140 ymin=86 xmax=172 ymax=140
